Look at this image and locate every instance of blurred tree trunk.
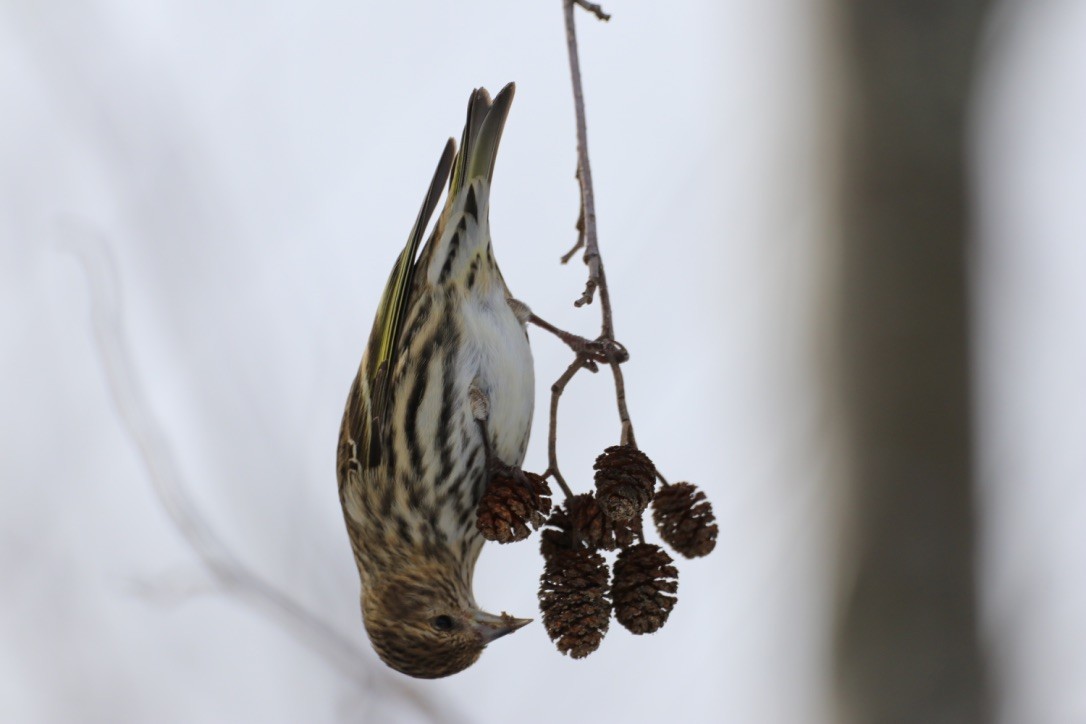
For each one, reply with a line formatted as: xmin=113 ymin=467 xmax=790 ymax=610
xmin=832 ymin=3 xmax=992 ymax=722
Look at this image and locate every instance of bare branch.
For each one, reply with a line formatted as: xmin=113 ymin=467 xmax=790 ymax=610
xmin=560 ymin=192 xmax=586 ymax=264
xmin=541 ymin=0 xmax=639 ymax=503
xmin=546 ymin=357 xmax=587 ymax=499
xmin=610 ymin=360 xmax=635 ymax=449
xmin=573 ymin=0 xmax=611 ymax=22
xmin=563 ymin=3 xmax=603 ymax=315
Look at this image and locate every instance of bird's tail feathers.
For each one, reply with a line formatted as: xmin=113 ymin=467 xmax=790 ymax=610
xmin=423 ymin=83 xmax=515 ymax=287
xmin=448 ymin=82 xmax=515 ymax=201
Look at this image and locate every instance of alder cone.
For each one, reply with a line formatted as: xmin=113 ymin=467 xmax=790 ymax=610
xmin=593 ymin=445 xmax=656 ymax=523
xmin=612 ymin=543 xmax=678 ymax=635
xmin=538 ymin=548 xmax=611 ymax=658
xmin=652 ymin=482 xmax=718 ymax=558
xmin=476 ymin=471 xmax=552 ymax=544
xmin=540 ymin=492 xmax=638 ymax=557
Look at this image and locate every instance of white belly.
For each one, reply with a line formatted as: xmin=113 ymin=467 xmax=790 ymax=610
xmin=458 ymin=291 xmax=534 ymax=465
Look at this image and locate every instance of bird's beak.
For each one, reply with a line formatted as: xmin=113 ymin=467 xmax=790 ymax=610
xmin=470 ymin=610 xmax=532 ymax=644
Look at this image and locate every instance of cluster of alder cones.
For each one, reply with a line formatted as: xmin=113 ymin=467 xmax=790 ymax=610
xmin=476 ymin=444 xmax=717 ymax=658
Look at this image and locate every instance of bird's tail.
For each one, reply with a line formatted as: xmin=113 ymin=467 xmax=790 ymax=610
xmin=422 ymin=83 xmax=515 ymax=287
xmin=448 ymin=82 xmax=515 ymax=201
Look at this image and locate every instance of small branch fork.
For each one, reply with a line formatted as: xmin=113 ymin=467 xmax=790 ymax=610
xmin=538 ymin=0 xmax=635 ymax=500
xmin=573 ymin=0 xmax=611 ymax=22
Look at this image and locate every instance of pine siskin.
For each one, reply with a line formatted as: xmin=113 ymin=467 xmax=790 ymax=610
xmin=336 ymin=83 xmax=535 ymax=678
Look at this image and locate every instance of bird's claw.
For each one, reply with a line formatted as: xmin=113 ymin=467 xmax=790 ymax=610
xmin=577 ymin=337 xmax=628 ymax=365
xmin=486 ymin=458 xmax=543 ymax=506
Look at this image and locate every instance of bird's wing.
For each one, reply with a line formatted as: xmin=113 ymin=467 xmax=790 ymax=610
xmin=345 ymin=139 xmax=456 ymax=472
xmin=340 ymin=82 xmax=515 ymax=477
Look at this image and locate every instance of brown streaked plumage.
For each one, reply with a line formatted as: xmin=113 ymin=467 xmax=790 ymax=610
xmin=337 ymin=83 xmax=534 ymax=678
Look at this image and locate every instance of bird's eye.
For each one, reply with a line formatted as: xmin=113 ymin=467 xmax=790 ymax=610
xmin=432 ymin=615 xmax=455 ymax=632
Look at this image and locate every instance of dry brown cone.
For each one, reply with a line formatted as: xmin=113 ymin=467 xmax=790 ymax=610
xmin=538 ymin=548 xmax=611 ymax=658
xmin=476 ymin=470 xmax=552 ymax=544
xmin=652 ymin=482 xmax=718 ymax=558
xmin=540 ymin=493 xmax=639 ymax=557
xmin=593 ymin=444 xmax=657 ymax=523
xmin=612 ymin=543 xmax=678 ymax=635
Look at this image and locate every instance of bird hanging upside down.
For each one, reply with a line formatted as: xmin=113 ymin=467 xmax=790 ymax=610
xmin=336 ymin=83 xmax=535 ymax=678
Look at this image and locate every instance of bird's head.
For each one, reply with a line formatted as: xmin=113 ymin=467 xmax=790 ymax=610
xmin=361 ymin=563 xmax=531 ymax=678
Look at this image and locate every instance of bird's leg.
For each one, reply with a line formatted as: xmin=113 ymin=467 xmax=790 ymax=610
xmin=509 ymin=298 xmax=628 ymax=369
xmin=470 ymin=382 xmax=534 ymax=497
xmin=469 ymin=383 xmax=497 ymax=473
xmin=469 ymin=383 xmax=490 ymax=424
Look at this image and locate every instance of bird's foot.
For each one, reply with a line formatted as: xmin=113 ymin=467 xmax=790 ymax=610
xmin=470 ymin=384 xmax=543 ymax=505
xmin=486 ymin=457 xmax=546 ymax=509
xmin=473 ymin=414 xmax=541 ymax=505
xmin=526 ymin=313 xmax=628 ymax=370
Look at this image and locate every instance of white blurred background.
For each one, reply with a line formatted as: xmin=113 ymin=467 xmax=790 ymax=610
xmin=1 ymin=1 xmax=1083 ymax=722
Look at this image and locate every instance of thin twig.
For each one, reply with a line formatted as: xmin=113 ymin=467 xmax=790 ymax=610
xmin=610 ymin=361 xmax=635 ymax=448
xmin=560 ymin=190 xmax=586 ymax=264
xmin=546 ymin=357 xmax=587 ymax=499
xmin=573 ymin=0 xmax=611 ymax=21
xmin=563 ymin=0 xmax=603 ymax=315
xmin=595 ymin=265 xmax=631 ymax=441
xmin=543 ymin=0 xmax=636 ymax=495
xmin=61 ymin=228 xmax=460 ymax=724
xmin=593 ymin=251 xmax=617 ymax=351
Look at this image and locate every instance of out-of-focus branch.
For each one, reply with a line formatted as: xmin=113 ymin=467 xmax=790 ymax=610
xmin=61 ymin=227 xmax=461 ymax=724
xmin=831 ymin=2 xmax=992 ymax=721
